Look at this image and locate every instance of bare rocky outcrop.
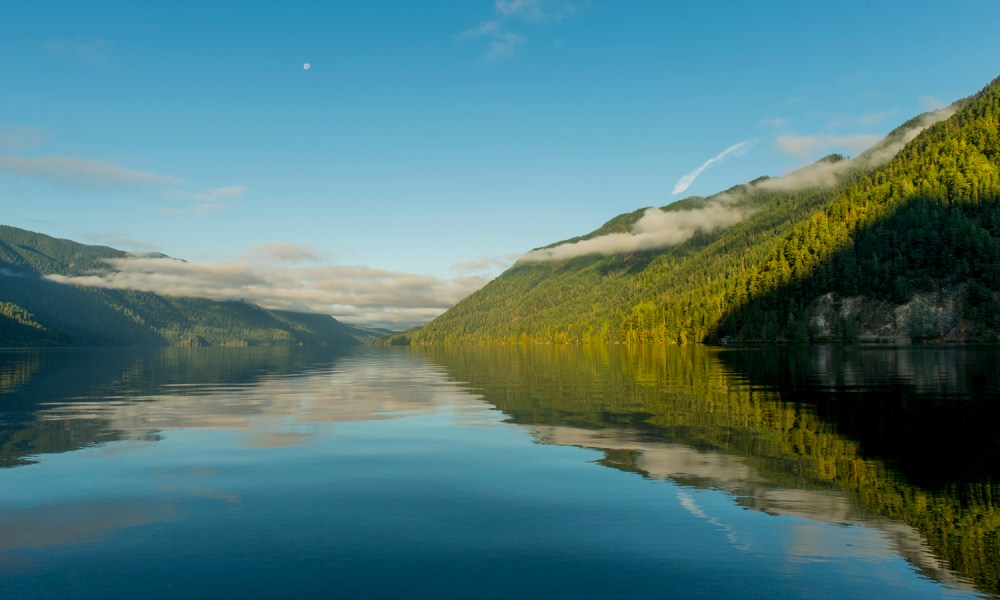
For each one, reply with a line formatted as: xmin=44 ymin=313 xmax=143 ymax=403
xmin=807 ymin=285 xmax=973 ymax=342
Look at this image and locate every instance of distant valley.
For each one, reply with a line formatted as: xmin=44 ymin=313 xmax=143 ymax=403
xmin=0 ymin=225 xmax=376 ymax=347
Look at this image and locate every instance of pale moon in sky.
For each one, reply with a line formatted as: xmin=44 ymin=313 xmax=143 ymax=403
xmin=303 ymin=62 xmax=311 ymax=70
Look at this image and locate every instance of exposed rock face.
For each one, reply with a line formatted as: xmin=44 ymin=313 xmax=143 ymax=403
xmin=807 ymin=286 xmax=970 ymax=342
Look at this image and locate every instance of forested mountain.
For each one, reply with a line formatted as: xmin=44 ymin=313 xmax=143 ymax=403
xmin=392 ymin=76 xmax=1000 ymax=345
xmin=0 ymin=226 xmax=368 ymax=347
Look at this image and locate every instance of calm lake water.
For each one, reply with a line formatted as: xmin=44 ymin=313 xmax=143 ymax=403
xmin=1 ymin=345 xmax=998 ymax=598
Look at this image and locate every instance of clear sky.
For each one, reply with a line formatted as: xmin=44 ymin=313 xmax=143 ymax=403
xmin=3 ymin=1 xmax=999 ymax=327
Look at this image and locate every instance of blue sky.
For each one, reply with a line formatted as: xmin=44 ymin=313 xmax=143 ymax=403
xmin=3 ymin=1 xmax=999 ymax=327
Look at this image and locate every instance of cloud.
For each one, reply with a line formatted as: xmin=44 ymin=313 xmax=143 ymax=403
xmin=194 ymin=184 xmax=246 ymax=214
xmin=524 ymin=105 xmax=959 ymax=262
xmin=45 ymin=253 xmax=490 ymax=329
xmin=776 ymin=133 xmax=882 ymax=160
xmin=0 ymin=155 xmax=180 ymax=189
xmin=919 ymin=95 xmax=948 ymax=111
xmin=761 ymin=105 xmax=956 ymax=192
xmin=522 ymin=202 xmax=748 ymax=262
xmin=451 ymin=255 xmax=515 ymax=275
xmin=779 ymin=133 xmax=885 ymax=159
xmin=0 ymin=124 xmax=48 ymax=150
xmin=194 ymin=185 xmax=246 ymax=202
xmin=43 ymin=39 xmax=112 ymax=68
xmin=462 ymin=0 xmax=582 ymax=60
xmin=672 ymin=140 xmax=754 ymax=196
xmin=760 ymin=117 xmax=789 ymax=130
xmin=486 ymin=32 xmax=524 ymax=60
xmin=156 ymin=185 xmax=247 ymax=218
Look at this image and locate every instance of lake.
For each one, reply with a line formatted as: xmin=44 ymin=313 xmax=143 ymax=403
xmin=1 ymin=345 xmax=998 ymax=598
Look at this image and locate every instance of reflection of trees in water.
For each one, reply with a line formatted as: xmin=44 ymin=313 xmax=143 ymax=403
xmin=421 ymin=344 xmax=1000 ymax=596
xmin=719 ymin=346 xmax=1000 ymax=487
xmin=0 ymin=353 xmax=40 ymax=394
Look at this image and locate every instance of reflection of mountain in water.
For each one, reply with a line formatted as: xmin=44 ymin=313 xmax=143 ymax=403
xmin=719 ymin=346 xmax=1000 ymax=486
xmin=1 ymin=348 xmax=493 ymax=466
xmin=419 ymin=345 xmax=1000 ymax=597
xmin=3 ymin=345 xmax=998 ymax=595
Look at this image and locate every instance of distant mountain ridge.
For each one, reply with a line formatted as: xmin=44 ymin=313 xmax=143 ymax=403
xmin=391 ymin=75 xmax=1000 ymax=345
xmin=0 ymin=226 xmax=369 ymax=347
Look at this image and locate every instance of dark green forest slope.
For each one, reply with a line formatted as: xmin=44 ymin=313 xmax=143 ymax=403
xmin=0 ymin=226 xmax=367 ymax=347
xmin=393 ymin=76 xmax=1000 ymax=345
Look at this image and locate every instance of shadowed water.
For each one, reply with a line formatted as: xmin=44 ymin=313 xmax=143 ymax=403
xmin=1 ymin=345 xmax=997 ymax=598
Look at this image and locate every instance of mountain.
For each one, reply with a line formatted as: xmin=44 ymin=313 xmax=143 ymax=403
xmin=391 ymin=76 xmax=1000 ymax=345
xmin=0 ymin=226 xmax=367 ymax=347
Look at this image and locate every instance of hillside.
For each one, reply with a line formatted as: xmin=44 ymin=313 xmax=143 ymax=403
xmin=392 ymin=76 xmax=1000 ymax=345
xmin=0 ymin=226 xmax=367 ymax=347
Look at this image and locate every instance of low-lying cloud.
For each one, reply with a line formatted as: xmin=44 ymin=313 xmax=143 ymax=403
xmin=776 ymin=133 xmax=881 ymax=159
xmin=451 ymin=254 xmax=516 ymax=275
xmin=521 ymin=202 xmax=748 ymax=262
xmin=672 ymin=140 xmax=754 ymax=196
xmin=523 ymin=104 xmax=958 ymax=262
xmin=45 ymin=252 xmax=491 ymax=330
xmin=760 ymin=105 xmax=956 ymax=192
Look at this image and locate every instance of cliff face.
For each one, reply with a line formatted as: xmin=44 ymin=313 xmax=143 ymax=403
xmin=806 ymin=286 xmax=974 ymax=343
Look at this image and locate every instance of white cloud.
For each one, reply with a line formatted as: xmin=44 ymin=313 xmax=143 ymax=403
xmin=524 ymin=105 xmax=959 ymax=262
xmin=485 ymin=32 xmax=524 ymax=60
xmin=760 ymin=117 xmax=789 ymax=130
xmin=522 ymin=203 xmax=748 ymax=262
xmin=919 ymin=95 xmax=948 ymax=111
xmin=672 ymin=140 xmax=754 ymax=196
xmin=776 ymin=133 xmax=882 ymax=159
xmin=45 ymin=253 xmax=490 ymax=329
xmin=451 ymin=255 xmax=514 ymax=275
xmin=759 ymin=106 xmax=956 ymax=191
xmin=0 ymin=155 xmax=180 ymax=188
xmin=194 ymin=185 xmax=246 ymax=202
xmin=462 ymin=0 xmax=582 ymax=60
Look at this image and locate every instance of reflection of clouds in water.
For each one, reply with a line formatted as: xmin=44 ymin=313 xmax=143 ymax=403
xmin=153 ymin=466 xmax=242 ymax=505
xmin=677 ymin=489 xmax=750 ymax=552
xmin=530 ymin=423 xmax=970 ymax=588
xmin=0 ymin=498 xmax=177 ymax=564
xmin=0 ymin=467 xmax=240 ymax=571
xmin=37 ymin=353 xmax=494 ymax=450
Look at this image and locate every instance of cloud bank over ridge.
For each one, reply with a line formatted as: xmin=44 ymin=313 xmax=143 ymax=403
xmin=522 ymin=105 xmax=957 ymax=263
xmin=46 ymin=248 xmax=490 ymax=329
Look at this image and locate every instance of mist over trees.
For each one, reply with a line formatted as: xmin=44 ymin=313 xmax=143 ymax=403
xmin=392 ymin=77 xmax=1000 ymax=345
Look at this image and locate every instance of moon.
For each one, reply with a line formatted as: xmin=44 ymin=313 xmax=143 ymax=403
xmin=303 ymin=62 xmax=311 ymax=71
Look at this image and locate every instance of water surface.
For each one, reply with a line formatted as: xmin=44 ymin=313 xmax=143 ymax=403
xmin=1 ymin=345 xmax=997 ymax=598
